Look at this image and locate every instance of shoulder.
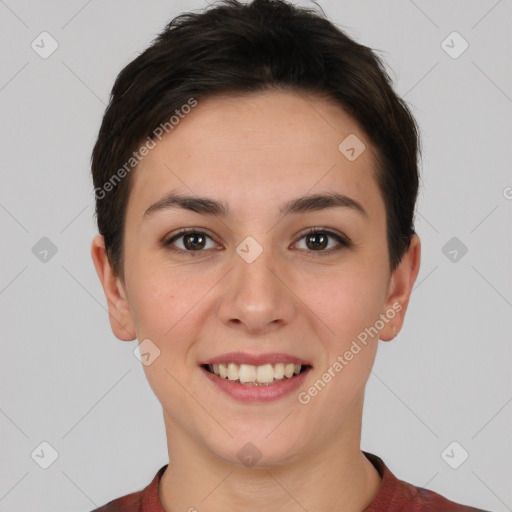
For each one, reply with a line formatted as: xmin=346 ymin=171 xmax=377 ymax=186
xmin=363 ymin=452 xmax=491 ymax=512
xmin=410 ymin=485 xmax=491 ymax=511
xmin=89 ymin=464 xmax=168 ymax=512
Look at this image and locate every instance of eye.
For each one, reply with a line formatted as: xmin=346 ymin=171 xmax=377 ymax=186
xmin=293 ymin=228 xmax=350 ymax=255
xmin=163 ymin=229 xmax=219 ymax=253
xmin=163 ymin=227 xmax=350 ymax=256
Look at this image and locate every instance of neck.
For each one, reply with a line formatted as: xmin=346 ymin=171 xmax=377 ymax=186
xmin=159 ymin=397 xmax=382 ymax=512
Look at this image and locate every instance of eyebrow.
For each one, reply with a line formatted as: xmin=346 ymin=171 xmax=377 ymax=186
xmin=143 ymin=191 xmax=367 ymax=219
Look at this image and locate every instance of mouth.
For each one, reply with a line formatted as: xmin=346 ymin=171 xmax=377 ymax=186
xmin=201 ymin=362 xmax=312 ymax=386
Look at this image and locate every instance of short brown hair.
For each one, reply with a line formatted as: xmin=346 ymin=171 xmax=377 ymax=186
xmin=91 ymin=0 xmax=421 ymax=280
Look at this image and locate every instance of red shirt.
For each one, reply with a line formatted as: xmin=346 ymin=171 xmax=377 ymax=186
xmin=91 ymin=452 xmax=489 ymax=511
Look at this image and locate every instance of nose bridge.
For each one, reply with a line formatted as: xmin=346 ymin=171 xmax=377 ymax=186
xmin=218 ymin=233 xmax=295 ymax=331
xmin=233 ymin=234 xmax=281 ymax=303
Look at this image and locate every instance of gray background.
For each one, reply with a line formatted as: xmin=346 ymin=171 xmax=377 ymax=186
xmin=1 ymin=0 xmax=511 ymax=510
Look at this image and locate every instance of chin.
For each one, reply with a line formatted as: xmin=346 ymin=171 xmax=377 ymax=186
xmin=207 ymin=429 xmax=306 ymax=469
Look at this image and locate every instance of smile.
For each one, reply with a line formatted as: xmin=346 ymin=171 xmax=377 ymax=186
xmin=199 ymin=352 xmax=313 ymax=402
xmin=203 ymin=362 xmax=310 ymax=386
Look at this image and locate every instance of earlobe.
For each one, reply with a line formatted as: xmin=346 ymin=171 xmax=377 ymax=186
xmin=90 ymin=234 xmax=137 ymax=341
xmin=379 ymin=234 xmax=421 ymax=342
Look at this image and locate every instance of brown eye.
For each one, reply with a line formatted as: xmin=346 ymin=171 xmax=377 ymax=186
xmin=163 ymin=227 xmax=349 ymax=256
xmin=182 ymin=232 xmax=207 ymax=250
xmin=305 ymin=232 xmax=329 ymax=250
xmin=164 ymin=230 xmax=217 ymax=253
xmin=295 ymin=228 xmax=350 ymax=254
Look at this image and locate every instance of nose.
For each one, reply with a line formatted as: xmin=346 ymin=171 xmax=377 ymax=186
xmin=217 ymin=240 xmax=297 ymax=335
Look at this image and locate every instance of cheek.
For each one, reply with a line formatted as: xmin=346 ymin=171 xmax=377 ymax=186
xmin=300 ymin=270 xmax=383 ymax=413
xmin=126 ymin=263 xmax=214 ymax=385
xmin=301 ymin=265 xmax=387 ymax=348
xmin=127 ymin=277 xmax=172 ymax=339
xmin=125 ymin=250 xmax=206 ymax=339
xmin=129 ymin=270 xmax=200 ymax=405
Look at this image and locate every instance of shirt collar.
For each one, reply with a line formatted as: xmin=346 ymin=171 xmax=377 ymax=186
xmin=139 ymin=451 xmax=412 ymax=511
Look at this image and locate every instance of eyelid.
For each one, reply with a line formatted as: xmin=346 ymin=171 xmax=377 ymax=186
xmin=164 ymin=226 xmax=216 ymax=241
xmin=296 ymin=226 xmax=350 ymax=244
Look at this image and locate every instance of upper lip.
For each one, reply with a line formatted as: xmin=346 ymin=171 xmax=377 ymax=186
xmin=200 ymin=352 xmax=312 ymax=367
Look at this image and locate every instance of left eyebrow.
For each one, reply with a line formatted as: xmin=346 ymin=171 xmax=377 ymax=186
xmin=143 ymin=191 xmax=367 ymax=220
xmin=279 ymin=192 xmax=367 ymax=218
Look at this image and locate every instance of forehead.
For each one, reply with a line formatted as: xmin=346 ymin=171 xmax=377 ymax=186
xmin=127 ymin=90 xmax=383 ymax=221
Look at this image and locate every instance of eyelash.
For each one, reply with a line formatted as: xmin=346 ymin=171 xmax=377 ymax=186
xmin=162 ymin=227 xmax=351 ymax=256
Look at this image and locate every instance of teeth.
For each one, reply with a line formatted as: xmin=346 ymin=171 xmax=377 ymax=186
xmin=206 ymin=362 xmax=306 ymax=385
xmin=219 ymin=363 xmax=228 ymax=378
xmin=227 ymin=363 xmax=238 ymax=381
xmin=256 ymin=364 xmax=274 ymax=384
xmin=274 ymin=363 xmax=285 ymax=379
xmin=239 ymin=364 xmax=257 ymax=383
xmin=284 ymin=363 xmax=295 ymax=378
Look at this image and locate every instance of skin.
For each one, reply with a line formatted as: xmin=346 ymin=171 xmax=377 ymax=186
xmin=91 ymin=89 xmax=421 ymax=512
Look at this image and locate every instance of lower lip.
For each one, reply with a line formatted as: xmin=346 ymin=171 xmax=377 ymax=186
xmin=200 ymin=366 xmax=311 ymax=403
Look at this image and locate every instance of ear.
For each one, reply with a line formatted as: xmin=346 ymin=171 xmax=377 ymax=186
xmin=90 ymin=234 xmax=136 ymax=341
xmin=379 ymin=234 xmax=421 ymax=341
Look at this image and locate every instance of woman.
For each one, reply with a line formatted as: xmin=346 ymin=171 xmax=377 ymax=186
xmin=89 ymin=0 xmax=489 ymax=510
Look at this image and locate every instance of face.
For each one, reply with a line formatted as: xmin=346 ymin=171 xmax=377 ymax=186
xmin=92 ymin=90 xmax=420 ymax=468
